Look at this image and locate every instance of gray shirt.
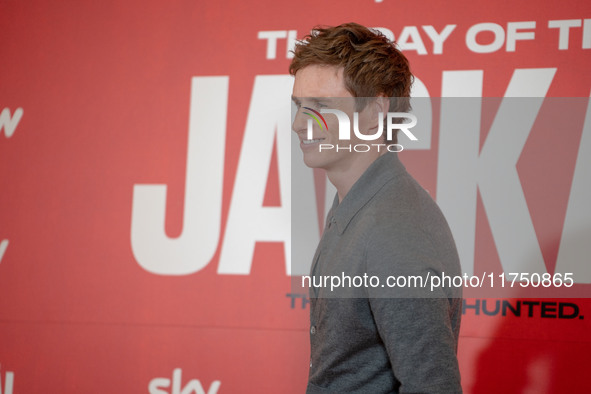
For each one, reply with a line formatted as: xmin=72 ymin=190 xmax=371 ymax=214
xmin=306 ymin=152 xmax=462 ymax=393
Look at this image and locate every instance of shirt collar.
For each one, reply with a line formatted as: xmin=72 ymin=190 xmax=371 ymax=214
xmin=330 ymin=152 xmax=406 ymax=234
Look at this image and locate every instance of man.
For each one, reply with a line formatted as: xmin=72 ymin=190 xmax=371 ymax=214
xmin=290 ymin=23 xmax=463 ymax=393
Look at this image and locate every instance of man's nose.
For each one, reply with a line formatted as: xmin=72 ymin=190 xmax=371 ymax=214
xmin=292 ymin=108 xmax=308 ymax=133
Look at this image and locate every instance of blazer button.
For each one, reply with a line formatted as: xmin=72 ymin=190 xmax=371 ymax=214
xmin=310 ymin=326 xmax=316 ymax=335
xmin=328 ymin=217 xmax=336 ymax=228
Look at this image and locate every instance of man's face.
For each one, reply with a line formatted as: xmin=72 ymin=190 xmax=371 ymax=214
xmin=292 ymin=65 xmax=380 ymax=171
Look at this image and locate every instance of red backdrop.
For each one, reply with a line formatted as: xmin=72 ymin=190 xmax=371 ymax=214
xmin=1 ymin=0 xmax=590 ymax=393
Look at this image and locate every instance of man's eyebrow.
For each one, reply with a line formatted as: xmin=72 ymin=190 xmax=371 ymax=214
xmin=291 ymin=96 xmax=333 ymax=106
xmin=291 ymin=96 xmax=329 ymax=102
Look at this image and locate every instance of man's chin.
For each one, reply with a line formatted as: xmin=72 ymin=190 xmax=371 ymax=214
xmin=302 ymin=153 xmax=326 ymax=169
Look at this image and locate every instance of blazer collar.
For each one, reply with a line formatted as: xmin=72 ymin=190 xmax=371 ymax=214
xmin=330 ymin=152 xmax=406 ymax=234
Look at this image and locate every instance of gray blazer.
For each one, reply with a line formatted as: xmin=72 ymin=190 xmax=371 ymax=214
xmin=306 ymin=152 xmax=462 ymax=393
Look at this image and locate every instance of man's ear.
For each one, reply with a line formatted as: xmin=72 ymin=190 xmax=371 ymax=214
xmin=360 ymin=95 xmax=390 ymax=134
xmin=373 ymin=95 xmax=390 ymax=116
